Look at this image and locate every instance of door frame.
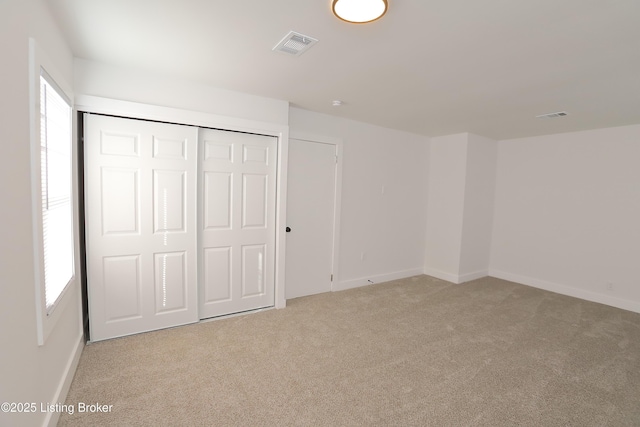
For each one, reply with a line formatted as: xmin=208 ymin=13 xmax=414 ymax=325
xmin=289 ymin=131 xmax=343 ymax=289
xmin=76 ymin=95 xmax=290 ymax=314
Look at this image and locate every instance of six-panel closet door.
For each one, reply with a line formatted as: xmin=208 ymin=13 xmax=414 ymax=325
xmin=85 ymin=114 xmax=199 ymax=341
xmin=85 ymin=115 xmax=279 ymax=341
xmin=198 ymin=128 xmax=277 ymax=319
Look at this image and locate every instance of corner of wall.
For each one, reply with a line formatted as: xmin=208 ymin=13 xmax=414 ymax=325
xmin=424 ymin=132 xmax=497 ymax=282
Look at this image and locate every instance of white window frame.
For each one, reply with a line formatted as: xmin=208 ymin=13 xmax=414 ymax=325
xmin=29 ymin=39 xmax=78 ymax=346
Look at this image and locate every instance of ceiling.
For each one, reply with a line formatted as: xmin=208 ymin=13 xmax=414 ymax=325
xmin=48 ymin=0 xmax=640 ymax=140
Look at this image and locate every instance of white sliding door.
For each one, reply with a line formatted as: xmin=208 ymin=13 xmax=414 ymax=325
xmin=199 ymin=128 xmax=277 ymax=319
xmin=85 ymin=114 xmax=199 ymax=341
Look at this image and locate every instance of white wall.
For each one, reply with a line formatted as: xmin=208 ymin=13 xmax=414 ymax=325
xmin=490 ymin=124 xmax=640 ymax=313
xmin=424 ymin=134 xmax=468 ymax=281
xmin=424 ymin=133 xmax=497 ymax=283
xmin=459 ymin=133 xmax=497 ymax=278
xmin=74 ymin=59 xmax=289 ymax=125
xmin=0 ymin=1 xmax=83 ymax=426
xmin=289 ymin=107 xmax=429 ymax=289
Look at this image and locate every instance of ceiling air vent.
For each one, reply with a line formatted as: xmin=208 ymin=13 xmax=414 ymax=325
xmin=536 ymin=111 xmax=569 ymax=119
xmin=273 ymin=31 xmax=318 ymax=56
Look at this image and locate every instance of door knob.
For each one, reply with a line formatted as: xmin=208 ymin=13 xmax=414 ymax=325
xmin=286 ymin=227 xmax=292 ymax=232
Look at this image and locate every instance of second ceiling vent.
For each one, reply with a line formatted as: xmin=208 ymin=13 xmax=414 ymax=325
xmin=273 ymin=31 xmax=318 ymax=56
xmin=536 ymin=111 xmax=569 ymax=119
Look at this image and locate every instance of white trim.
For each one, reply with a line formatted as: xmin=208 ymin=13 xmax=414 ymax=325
xmin=489 ymin=269 xmax=640 ymax=314
xmin=423 ymin=267 xmax=463 ymax=284
xmin=76 ymin=95 xmax=289 ymax=312
xmin=332 ymin=142 xmax=344 ymax=287
xmin=422 ymin=267 xmax=488 ymax=284
xmin=289 ymin=132 xmax=344 ymax=289
xmin=274 ymin=131 xmax=289 ymax=309
xmin=76 ymin=95 xmax=285 ymax=136
xmin=458 ymin=269 xmax=489 ymax=283
xmin=44 ymin=333 xmax=84 ymax=427
xmin=334 ymin=268 xmax=424 ymax=292
xmin=29 ymin=38 xmax=78 ymax=346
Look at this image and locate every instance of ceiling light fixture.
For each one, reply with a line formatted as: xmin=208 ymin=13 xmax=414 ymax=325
xmin=332 ymin=0 xmax=388 ymax=24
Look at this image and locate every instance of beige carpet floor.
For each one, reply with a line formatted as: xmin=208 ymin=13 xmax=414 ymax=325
xmin=59 ymin=275 xmax=640 ymax=426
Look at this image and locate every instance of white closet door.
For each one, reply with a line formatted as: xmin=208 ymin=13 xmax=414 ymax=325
xmin=85 ymin=114 xmax=198 ymax=341
xmin=199 ymin=128 xmax=277 ymax=319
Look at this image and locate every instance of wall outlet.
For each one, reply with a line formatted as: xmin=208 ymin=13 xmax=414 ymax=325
xmin=360 ymin=252 xmax=366 ymax=261
xmin=606 ymin=282 xmax=614 ymax=292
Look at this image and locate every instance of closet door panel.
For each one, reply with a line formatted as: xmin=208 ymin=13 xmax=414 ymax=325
xmin=203 ymin=247 xmax=232 ymax=303
xmin=103 ymin=255 xmax=141 ymax=322
xmin=199 ymin=129 xmax=277 ymax=319
xmin=153 ymin=169 xmax=187 ymax=233
xmin=85 ymin=114 xmax=198 ymax=341
xmin=101 ymin=168 xmax=139 ymax=235
xmin=203 ymin=172 xmax=233 ymax=230
xmin=153 ymin=251 xmax=187 ymax=314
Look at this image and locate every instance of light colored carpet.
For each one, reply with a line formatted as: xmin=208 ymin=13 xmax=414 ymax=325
xmin=59 ymin=275 xmax=640 ymax=426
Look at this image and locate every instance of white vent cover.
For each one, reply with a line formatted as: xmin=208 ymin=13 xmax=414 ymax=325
xmin=536 ymin=111 xmax=569 ymax=119
xmin=273 ymin=31 xmax=318 ymax=56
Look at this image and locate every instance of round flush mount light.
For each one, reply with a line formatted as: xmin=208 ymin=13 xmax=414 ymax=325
xmin=332 ymin=0 xmax=388 ymax=24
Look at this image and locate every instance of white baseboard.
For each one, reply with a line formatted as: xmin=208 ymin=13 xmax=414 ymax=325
xmin=44 ymin=333 xmax=84 ymax=427
xmin=458 ymin=269 xmax=489 ymax=283
xmin=489 ymin=269 xmax=640 ymax=314
xmin=333 ymin=268 xmax=424 ymax=292
xmin=423 ymin=267 xmax=488 ymax=284
xmin=423 ymin=267 xmax=461 ymax=284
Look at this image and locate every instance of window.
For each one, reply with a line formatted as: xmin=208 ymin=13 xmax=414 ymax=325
xmin=30 ymin=38 xmax=77 ymax=346
xmin=39 ymin=71 xmax=74 ymax=313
